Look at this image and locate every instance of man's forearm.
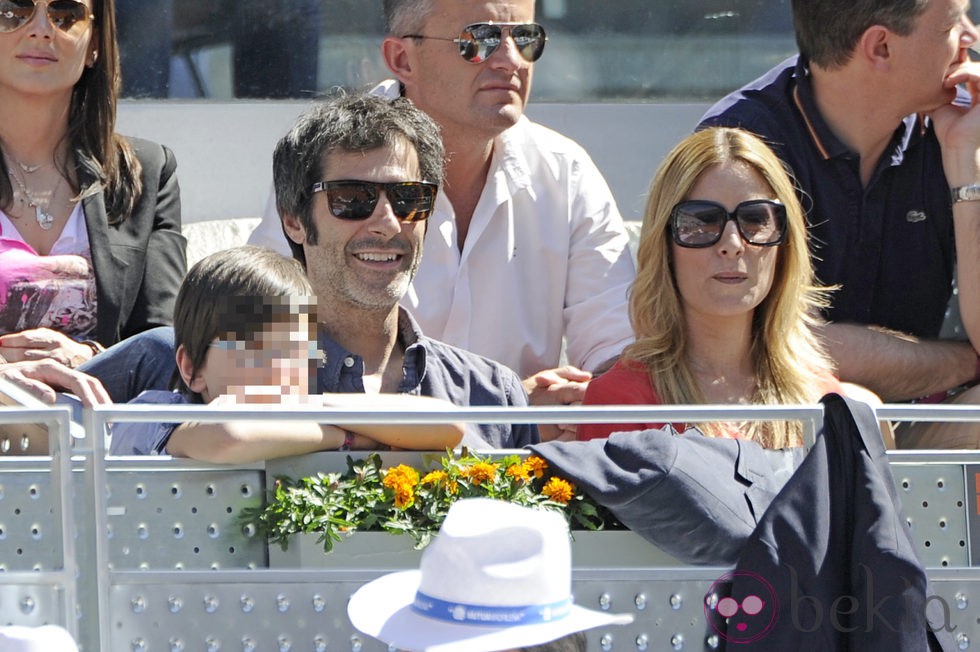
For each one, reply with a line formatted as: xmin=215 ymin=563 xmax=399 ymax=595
xmin=819 ymin=322 xmax=978 ymax=401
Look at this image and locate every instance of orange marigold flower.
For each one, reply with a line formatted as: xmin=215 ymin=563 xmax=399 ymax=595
xmin=421 ymin=470 xmax=448 ymax=486
xmin=383 ymin=465 xmax=419 ymax=490
xmin=542 ymin=477 xmax=575 ymax=504
xmin=447 ymin=480 xmax=459 ymax=495
xmin=393 ymin=484 xmax=415 ymax=510
xmin=524 ymin=456 xmax=548 ymax=479
xmin=506 ymin=463 xmax=531 ymax=483
xmin=464 ymin=461 xmax=499 ymax=485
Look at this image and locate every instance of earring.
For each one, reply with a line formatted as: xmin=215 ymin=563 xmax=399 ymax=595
xmin=88 ymin=51 xmax=98 ymax=67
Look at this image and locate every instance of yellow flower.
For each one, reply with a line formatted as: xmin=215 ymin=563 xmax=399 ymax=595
xmin=542 ymin=477 xmax=575 ymax=504
xmin=447 ymin=480 xmax=459 ymax=495
xmin=393 ymin=483 xmax=415 ymax=510
xmin=421 ymin=470 xmax=448 ymax=486
xmin=383 ymin=465 xmax=420 ymax=489
xmin=506 ymin=463 xmax=531 ymax=483
xmin=464 ymin=461 xmax=499 ymax=485
xmin=524 ymin=456 xmax=548 ymax=479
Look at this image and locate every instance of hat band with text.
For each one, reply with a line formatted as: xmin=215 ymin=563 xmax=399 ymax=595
xmin=412 ymin=592 xmax=573 ymax=626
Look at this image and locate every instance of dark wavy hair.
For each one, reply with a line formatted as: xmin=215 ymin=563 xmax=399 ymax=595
xmin=0 ymin=0 xmax=143 ymax=224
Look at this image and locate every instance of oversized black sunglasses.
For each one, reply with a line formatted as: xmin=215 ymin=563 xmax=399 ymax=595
xmin=311 ymin=180 xmax=438 ymax=222
xmin=670 ymin=199 xmax=787 ymax=248
xmin=0 ymin=0 xmax=93 ymax=33
xmin=403 ymin=21 xmax=547 ymax=63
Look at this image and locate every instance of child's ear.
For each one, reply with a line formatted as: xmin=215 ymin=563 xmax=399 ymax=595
xmin=176 ymin=344 xmax=208 ymax=394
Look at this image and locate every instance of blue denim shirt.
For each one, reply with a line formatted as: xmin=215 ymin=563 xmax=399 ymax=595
xmin=699 ymin=56 xmax=955 ymax=340
xmin=317 ymin=308 xmax=538 ymax=449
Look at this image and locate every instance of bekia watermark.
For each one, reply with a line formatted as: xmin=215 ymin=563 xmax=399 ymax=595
xmin=704 ymin=564 xmax=956 ymax=643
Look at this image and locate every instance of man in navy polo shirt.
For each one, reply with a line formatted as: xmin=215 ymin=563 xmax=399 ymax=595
xmin=699 ymin=0 xmax=980 ymax=448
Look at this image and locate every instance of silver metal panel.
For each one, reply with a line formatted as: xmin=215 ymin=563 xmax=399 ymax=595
xmin=892 ymin=463 xmax=971 ymax=567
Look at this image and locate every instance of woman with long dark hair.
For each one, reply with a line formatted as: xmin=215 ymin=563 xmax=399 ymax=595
xmin=0 ymin=0 xmax=184 ymax=369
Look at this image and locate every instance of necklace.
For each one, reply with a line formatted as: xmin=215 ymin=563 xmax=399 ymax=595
xmin=7 ymin=166 xmax=63 ymax=231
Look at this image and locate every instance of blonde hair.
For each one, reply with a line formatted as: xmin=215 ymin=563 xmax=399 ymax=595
xmin=626 ymin=127 xmax=833 ymax=448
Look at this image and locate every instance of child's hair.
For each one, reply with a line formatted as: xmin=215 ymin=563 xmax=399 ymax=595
xmin=171 ymin=246 xmax=315 ymax=401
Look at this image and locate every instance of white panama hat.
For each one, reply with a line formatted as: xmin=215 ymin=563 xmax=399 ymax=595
xmin=347 ymin=498 xmax=633 ymax=652
xmin=0 ymin=625 xmax=78 ymax=651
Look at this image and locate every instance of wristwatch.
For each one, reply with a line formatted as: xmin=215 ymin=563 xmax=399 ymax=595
xmin=950 ymin=183 xmax=980 ymax=203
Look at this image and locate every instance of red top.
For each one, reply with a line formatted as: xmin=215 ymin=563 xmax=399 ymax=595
xmin=578 ymin=358 xmax=844 ymax=441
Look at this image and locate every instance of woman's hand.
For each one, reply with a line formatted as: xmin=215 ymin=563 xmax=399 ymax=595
xmin=0 ymin=328 xmax=96 ymax=369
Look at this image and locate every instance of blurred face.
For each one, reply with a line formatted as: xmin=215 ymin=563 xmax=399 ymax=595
xmin=891 ymin=0 xmax=978 ymax=111
xmin=671 ymin=161 xmax=780 ymax=324
xmin=283 ymin=141 xmax=426 ymax=318
xmin=186 ymin=313 xmax=315 ymax=404
xmin=400 ymin=0 xmax=536 ymax=140
xmin=0 ymin=0 xmax=97 ymax=99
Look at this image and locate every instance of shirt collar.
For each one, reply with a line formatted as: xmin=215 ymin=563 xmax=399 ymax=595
xmin=791 ymin=56 xmax=926 ymax=163
xmin=316 ymin=307 xmax=428 ymax=393
xmin=495 ymin=116 xmax=537 ymax=199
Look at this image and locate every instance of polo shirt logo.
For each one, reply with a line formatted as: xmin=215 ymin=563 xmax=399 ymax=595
xmin=906 ymin=210 xmax=927 ymax=223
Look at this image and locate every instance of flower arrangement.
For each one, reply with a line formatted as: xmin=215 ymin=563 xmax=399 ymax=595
xmin=245 ymin=451 xmax=619 ymax=553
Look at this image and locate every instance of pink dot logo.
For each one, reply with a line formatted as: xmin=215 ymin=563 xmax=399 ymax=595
xmin=705 ymin=571 xmax=779 ymax=644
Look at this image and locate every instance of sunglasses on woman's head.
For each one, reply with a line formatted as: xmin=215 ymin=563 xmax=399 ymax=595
xmin=0 ymin=0 xmax=93 ymax=33
xmin=403 ymin=22 xmax=547 ymax=63
xmin=311 ymin=180 xmax=438 ymax=222
xmin=670 ymin=199 xmax=787 ymax=248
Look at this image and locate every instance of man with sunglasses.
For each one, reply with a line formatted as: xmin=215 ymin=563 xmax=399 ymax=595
xmin=251 ymin=0 xmax=635 ymax=440
xmin=373 ymin=0 xmax=636 ymax=441
xmin=698 ymin=0 xmax=980 ymax=447
xmin=273 ymin=93 xmax=536 ymax=450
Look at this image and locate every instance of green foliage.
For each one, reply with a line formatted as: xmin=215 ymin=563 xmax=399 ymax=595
xmin=241 ymin=451 xmax=620 ymax=553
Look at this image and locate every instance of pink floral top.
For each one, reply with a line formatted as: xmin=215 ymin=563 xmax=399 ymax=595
xmin=0 ymin=204 xmax=97 ymax=339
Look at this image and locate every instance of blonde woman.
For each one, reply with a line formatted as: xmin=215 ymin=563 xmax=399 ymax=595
xmin=579 ymin=127 xmax=841 ymax=449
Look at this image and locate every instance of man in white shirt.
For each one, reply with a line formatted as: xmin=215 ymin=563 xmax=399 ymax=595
xmin=250 ymin=0 xmax=635 ymax=439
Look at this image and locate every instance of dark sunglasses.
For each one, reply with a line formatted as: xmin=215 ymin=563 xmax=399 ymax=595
xmin=311 ymin=180 xmax=438 ymax=222
xmin=403 ymin=21 xmax=547 ymax=63
xmin=670 ymin=199 xmax=787 ymax=248
xmin=0 ymin=0 xmax=93 ymax=33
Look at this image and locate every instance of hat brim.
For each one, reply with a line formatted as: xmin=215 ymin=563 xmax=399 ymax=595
xmin=347 ymin=570 xmax=633 ymax=652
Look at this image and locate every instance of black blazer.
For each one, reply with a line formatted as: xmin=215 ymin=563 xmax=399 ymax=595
xmin=81 ymin=137 xmax=186 ymax=347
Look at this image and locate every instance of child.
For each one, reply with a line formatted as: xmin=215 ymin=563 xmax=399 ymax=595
xmin=110 ymin=246 xmax=463 ymax=461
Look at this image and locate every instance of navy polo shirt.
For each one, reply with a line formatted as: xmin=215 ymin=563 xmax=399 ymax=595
xmin=317 ymin=308 xmax=539 ymax=449
xmin=699 ymin=56 xmax=955 ymax=339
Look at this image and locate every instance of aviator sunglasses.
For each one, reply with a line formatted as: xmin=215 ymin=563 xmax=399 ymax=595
xmin=311 ymin=180 xmax=438 ymax=222
xmin=403 ymin=21 xmax=547 ymax=63
xmin=0 ymin=0 xmax=93 ymax=33
xmin=670 ymin=199 xmax=787 ymax=248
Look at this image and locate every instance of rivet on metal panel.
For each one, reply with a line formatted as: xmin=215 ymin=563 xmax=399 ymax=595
xmin=957 ymin=633 xmax=970 ymax=650
xmin=240 ymin=484 xmax=253 ymax=498
xmin=240 ymin=594 xmax=255 ymax=613
xmin=242 ymin=523 xmax=257 ymax=538
xmin=135 ymin=484 xmax=146 ymax=499
xmin=137 ymin=523 xmax=149 ymax=540
xmin=600 ymin=634 xmax=614 ymax=651
xmin=956 ymin=592 xmax=969 ymax=610
xmin=30 ymin=524 xmax=40 ymax=540
xmin=19 ymin=596 xmax=34 ymax=614
xmin=131 ymin=639 xmax=147 ymax=652
xmin=131 ymin=595 xmax=146 ymax=614
xmin=636 ymin=633 xmax=649 ymax=651
xmin=171 ymin=485 xmax=182 ymax=499
xmin=669 ymin=593 xmax=683 ymax=610
xmin=208 ymin=523 xmax=220 ymax=538
xmin=206 ymin=484 xmax=217 ymax=496
xmin=276 ymin=593 xmax=291 ymax=613
xmin=28 ymin=485 xmax=39 ymax=499
xmin=598 ymin=593 xmax=611 ymax=610
xmin=206 ymin=636 xmax=221 ymax=652
xmin=704 ymin=592 xmax=719 ymax=609
xmin=312 ymin=594 xmax=326 ymax=612
xmin=314 ymin=637 xmax=327 ymax=652
xmin=670 ymin=633 xmax=684 ymax=650
xmin=168 ymin=596 xmax=183 ymax=613
xmin=168 ymin=638 xmax=185 ymax=652
xmin=350 ymin=636 xmax=363 ymax=652
xmin=705 ymin=634 xmax=720 ymax=649
xmin=204 ymin=594 xmax=219 ymax=613
xmin=241 ymin=637 xmax=257 ymax=652
xmin=634 ymin=593 xmax=647 ymax=610
xmin=937 ymin=479 xmax=946 ymax=490
xmin=173 ymin=523 xmax=184 ymax=539
xmin=901 ymin=479 xmax=911 ymax=491
xmin=277 ymin=635 xmax=292 ymax=652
